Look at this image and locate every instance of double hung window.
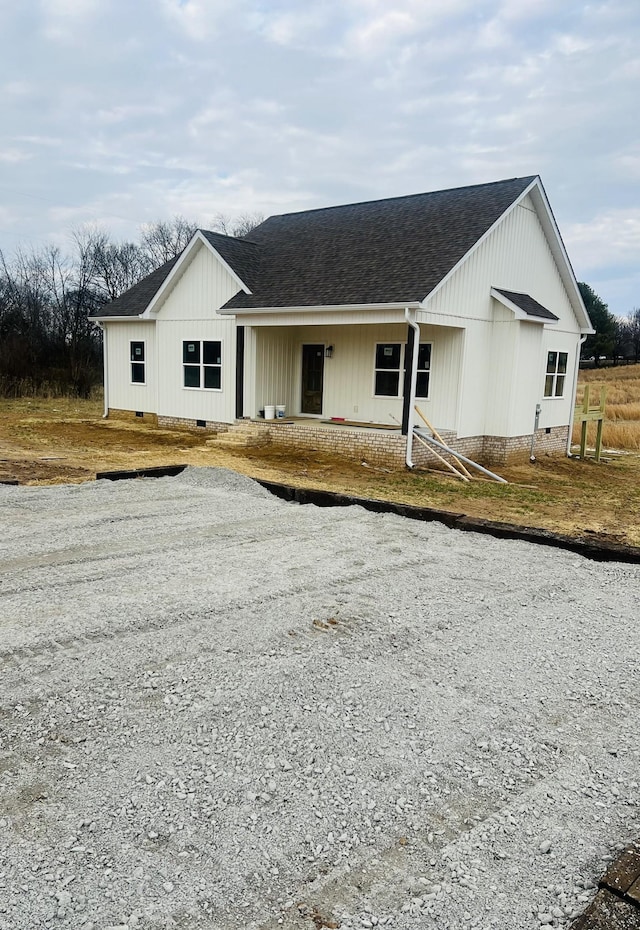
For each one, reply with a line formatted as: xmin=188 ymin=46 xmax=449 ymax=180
xmin=544 ymin=351 xmax=568 ymax=397
xmin=374 ymin=342 xmax=432 ymax=398
xmin=130 ymin=342 xmax=145 ymax=384
xmin=183 ymin=341 xmax=222 ymax=390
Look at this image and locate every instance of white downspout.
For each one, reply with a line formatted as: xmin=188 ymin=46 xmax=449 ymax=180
xmin=404 ymin=307 xmax=420 ymax=469
xmin=567 ymin=334 xmax=587 ymax=456
xmin=97 ymin=322 xmax=109 ymax=419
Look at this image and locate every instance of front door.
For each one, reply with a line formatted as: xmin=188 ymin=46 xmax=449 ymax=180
xmin=301 ymin=344 xmax=324 ymax=415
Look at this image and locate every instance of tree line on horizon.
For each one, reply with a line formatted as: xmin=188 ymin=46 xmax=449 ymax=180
xmin=0 ymin=217 xmax=638 ymax=398
xmin=0 ymin=214 xmax=263 ymax=398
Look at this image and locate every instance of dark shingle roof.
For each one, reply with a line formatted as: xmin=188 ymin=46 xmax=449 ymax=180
xmin=92 ymin=177 xmax=538 ymax=318
xmin=493 ymin=288 xmax=559 ymax=321
xmin=95 ymin=256 xmax=179 ymax=318
xmin=223 ymin=176 xmax=536 ymax=310
xmin=92 ymin=231 xmax=259 ymax=318
xmin=199 ymin=231 xmax=260 ymax=292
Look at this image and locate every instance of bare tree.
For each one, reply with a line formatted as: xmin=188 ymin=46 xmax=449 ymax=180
xmin=139 ymin=216 xmax=198 ymax=266
xmin=210 ymin=212 xmax=265 ymax=238
xmin=626 ymin=308 xmax=640 ymax=363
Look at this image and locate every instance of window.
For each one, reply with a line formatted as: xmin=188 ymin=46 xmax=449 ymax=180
xmin=374 ymin=342 xmax=432 ymax=398
xmin=130 ymin=341 xmax=145 ymax=384
xmin=374 ymin=343 xmax=401 ymax=396
xmin=416 ymin=343 xmax=431 ymax=399
xmin=544 ymin=350 xmax=568 ymax=397
xmin=183 ymin=340 xmax=222 ymax=390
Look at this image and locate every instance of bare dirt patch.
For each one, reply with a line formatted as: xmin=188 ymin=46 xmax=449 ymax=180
xmin=1 ymin=396 xmax=639 ymax=548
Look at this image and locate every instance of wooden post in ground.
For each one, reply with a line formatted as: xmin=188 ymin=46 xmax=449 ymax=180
xmin=574 ymin=384 xmax=606 ymax=461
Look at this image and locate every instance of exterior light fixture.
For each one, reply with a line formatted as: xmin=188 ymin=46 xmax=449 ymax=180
xmin=325 ymin=345 xmax=334 ymax=358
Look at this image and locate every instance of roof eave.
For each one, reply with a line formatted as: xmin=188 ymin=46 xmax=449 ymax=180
xmin=219 ymin=300 xmax=422 ymax=315
xmin=524 ymin=181 xmax=594 ymax=332
xmin=142 ymin=231 xmax=252 ymax=318
xmin=89 ymin=314 xmax=146 ymax=322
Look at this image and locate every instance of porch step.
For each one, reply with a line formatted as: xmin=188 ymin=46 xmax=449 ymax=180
xmin=207 ymin=421 xmax=271 ymax=449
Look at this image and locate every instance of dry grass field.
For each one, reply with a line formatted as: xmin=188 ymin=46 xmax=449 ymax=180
xmin=1 ymin=364 xmax=639 ymax=548
xmin=574 ymin=363 xmax=640 ymax=450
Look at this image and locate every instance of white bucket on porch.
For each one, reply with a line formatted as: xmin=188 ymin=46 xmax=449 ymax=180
xmin=264 ymin=405 xmax=276 ymax=420
xmin=275 ymin=405 xmax=286 ymax=418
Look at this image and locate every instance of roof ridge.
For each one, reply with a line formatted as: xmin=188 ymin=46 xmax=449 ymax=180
xmin=263 ymin=176 xmax=538 ymax=222
xmin=199 ymin=229 xmax=258 ymax=245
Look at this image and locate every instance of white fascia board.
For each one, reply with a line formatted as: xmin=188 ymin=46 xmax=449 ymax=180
xmin=521 ymin=181 xmax=594 ymax=333
xmin=142 ymin=230 xmax=251 ymax=318
xmin=490 ymin=287 xmax=554 ymax=324
xmin=218 ymin=301 xmax=422 ymax=316
xmin=89 ymin=315 xmax=146 ymax=322
xmin=422 ymin=177 xmax=540 ymax=308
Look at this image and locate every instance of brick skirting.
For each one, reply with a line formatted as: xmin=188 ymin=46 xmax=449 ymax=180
xmin=259 ymin=422 xmax=569 ymax=469
xmin=108 ymin=408 xmax=159 ymax=426
xmin=155 ymin=415 xmax=229 ymax=432
xmin=108 ymin=409 xmax=568 ymax=469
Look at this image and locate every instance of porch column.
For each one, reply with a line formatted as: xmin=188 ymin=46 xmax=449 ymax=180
xmin=235 ymin=326 xmax=245 ymax=419
xmin=401 ymin=323 xmax=416 ymax=435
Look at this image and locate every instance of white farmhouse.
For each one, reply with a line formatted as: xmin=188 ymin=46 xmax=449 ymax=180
xmin=90 ymin=176 xmax=593 ymax=467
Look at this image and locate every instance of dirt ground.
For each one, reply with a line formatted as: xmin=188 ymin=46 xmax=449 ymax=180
xmin=1 ymin=396 xmax=639 ymax=548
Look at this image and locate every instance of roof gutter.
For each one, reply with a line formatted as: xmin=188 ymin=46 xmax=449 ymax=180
xmin=218 ymin=301 xmax=422 ymax=316
xmin=404 ymin=307 xmax=420 ymax=469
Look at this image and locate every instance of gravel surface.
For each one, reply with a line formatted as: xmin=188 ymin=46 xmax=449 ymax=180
xmin=0 ymin=466 xmax=638 ymax=930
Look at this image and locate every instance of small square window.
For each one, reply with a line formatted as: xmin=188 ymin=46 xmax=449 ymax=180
xmin=184 ymin=365 xmax=200 ymax=388
xmin=204 ymin=366 xmax=221 ymax=390
xmin=183 ymin=342 xmax=200 ymax=364
xmin=203 ymin=341 xmax=221 ymax=365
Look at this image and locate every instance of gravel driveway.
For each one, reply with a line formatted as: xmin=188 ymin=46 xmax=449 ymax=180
xmin=0 ymin=467 xmax=638 ymax=930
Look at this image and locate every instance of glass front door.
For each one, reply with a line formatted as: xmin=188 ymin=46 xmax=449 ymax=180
xmin=301 ymin=344 xmax=324 ymax=415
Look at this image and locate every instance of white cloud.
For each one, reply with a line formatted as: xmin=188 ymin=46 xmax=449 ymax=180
xmin=0 ymin=148 xmax=31 ymax=164
xmin=565 ymin=209 xmax=640 ymax=271
xmin=159 ymin=0 xmax=238 ymax=40
xmin=0 ymin=0 xmax=638 ymax=316
xmin=40 ymin=0 xmax=100 ymax=41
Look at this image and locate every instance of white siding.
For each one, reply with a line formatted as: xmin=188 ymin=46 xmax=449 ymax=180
xmin=153 ymin=241 xmax=241 ymax=322
xmin=251 ymin=323 xmax=463 ymax=428
xmin=154 ymin=242 xmax=240 ymax=422
xmin=105 ymin=322 xmax=157 ymax=412
xmin=425 ymin=195 xmax=580 ymax=437
xmin=539 ymin=329 xmax=580 ymax=430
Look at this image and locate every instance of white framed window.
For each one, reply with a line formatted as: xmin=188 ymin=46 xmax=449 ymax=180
xmin=373 ymin=342 xmax=432 ymax=398
xmin=374 ymin=343 xmax=402 ymax=396
xmin=183 ymin=340 xmax=222 ymax=390
xmin=544 ymin=350 xmax=568 ymax=397
xmin=416 ymin=343 xmax=431 ymax=399
xmin=130 ymin=341 xmax=145 ymax=384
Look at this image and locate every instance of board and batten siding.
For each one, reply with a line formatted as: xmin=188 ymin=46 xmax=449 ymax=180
xmin=425 ymin=194 xmax=581 ymax=438
xmin=105 ymin=321 xmax=157 ymax=413
xmin=250 ymin=322 xmax=463 ymax=427
xmin=152 ymin=240 xmax=240 ymax=423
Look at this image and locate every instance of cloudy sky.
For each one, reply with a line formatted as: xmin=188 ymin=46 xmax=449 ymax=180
xmin=1 ymin=0 xmax=638 ymax=315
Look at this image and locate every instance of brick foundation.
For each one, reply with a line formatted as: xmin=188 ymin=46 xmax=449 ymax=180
xmin=253 ymin=422 xmax=570 ymax=469
xmin=108 ymin=409 xmax=568 ymax=470
xmin=108 ymin=408 xmax=159 ymax=426
xmin=156 ymin=415 xmax=230 ymax=433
